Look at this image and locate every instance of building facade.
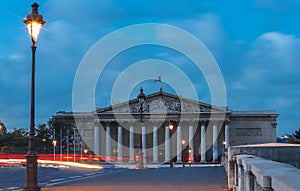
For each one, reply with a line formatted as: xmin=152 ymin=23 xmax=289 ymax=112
xmin=51 ymin=89 xmax=278 ymax=163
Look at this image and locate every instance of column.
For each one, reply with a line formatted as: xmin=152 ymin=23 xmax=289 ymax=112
xmin=177 ymin=125 xmax=182 ymax=162
xmin=142 ymin=124 xmax=146 ymax=160
xmin=245 ymin=171 xmax=255 ymax=191
xmin=94 ymin=122 xmax=100 ymax=156
xmin=238 ymin=164 xmax=244 ymax=191
xmin=200 ymin=121 xmax=206 ymax=163
xmin=105 ymin=123 xmax=111 ymax=162
xmin=118 ymin=125 xmax=123 ymax=162
xmin=153 ymin=123 xmax=158 ymax=163
xmin=213 ymin=122 xmax=218 ymax=162
xmin=129 ymin=125 xmax=134 ymax=163
xmin=225 ymin=121 xmax=230 ymax=149
xmin=188 ymin=123 xmax=194 ymax=161
xmin=164 ymin=125 xmax=170 ymax=162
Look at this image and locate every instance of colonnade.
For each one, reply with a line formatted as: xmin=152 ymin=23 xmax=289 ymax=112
xmin=92 ymin=120 xmax=230 ymax=163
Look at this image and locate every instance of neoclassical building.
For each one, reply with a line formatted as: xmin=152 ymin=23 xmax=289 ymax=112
xmin=51 ymin=88 xmax=278 ymax=163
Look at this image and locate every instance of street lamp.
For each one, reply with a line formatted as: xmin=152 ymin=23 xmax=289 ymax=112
xmin=137 ymin=87 xmax=146 ymax=169
xmin=0 ymin=122 xmax=3 ymax=132
xmin=0 ymin=121 xmax=7 ymax=134
xmin=168 ymin=121 xmax=175 ymax=168
xmin=23 ymin=3 xmax=45 ymax=191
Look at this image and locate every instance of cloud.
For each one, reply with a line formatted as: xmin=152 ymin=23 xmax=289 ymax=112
xmin=44 ymin=0 xmax=209 ymax=27
xmin=225 ymin=30 xmax=300 ymax=134
xmin=231 ymin=81 xmax=247 ymax=90
xmin=255 ymin=0 xmax=300 ymax=13
xmin=240 ymin=32 xmax=299 ymax=75
xmin=1 ymin=0 xmax=300 ymax=137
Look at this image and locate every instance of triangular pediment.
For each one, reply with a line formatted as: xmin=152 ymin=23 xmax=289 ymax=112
xmin=97 ymin=90 xmax=227 ymax=114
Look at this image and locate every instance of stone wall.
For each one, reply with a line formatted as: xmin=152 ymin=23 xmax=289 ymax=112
xmin=229 ymin=111 xmax=277 ymax=146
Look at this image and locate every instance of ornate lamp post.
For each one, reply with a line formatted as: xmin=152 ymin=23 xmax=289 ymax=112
xmin=23 ymin=3 xmax=45 ymax=191
xmin=137 ymin=87 xmax=146 ymax=169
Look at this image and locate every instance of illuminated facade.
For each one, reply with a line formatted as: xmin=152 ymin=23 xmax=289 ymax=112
xmin=51 ymin=89 xmax=278 ymax=163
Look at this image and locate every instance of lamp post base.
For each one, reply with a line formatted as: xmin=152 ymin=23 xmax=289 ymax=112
xmin=24 ymin=153 xmax=40 ymax=191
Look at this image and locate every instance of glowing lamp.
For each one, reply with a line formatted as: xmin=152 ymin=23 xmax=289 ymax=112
xmin=24 ymin=3 xmax=45 ymax=43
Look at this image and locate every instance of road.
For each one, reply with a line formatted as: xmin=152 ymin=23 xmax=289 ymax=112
xmin=0 ymin=166 xmax=104 ymax=190
xmin=42 ymin=166 xmax=228 ymax=191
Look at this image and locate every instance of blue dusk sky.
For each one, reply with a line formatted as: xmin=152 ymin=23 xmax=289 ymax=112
xmin=0 ymin=0 xmax=300 ymax=136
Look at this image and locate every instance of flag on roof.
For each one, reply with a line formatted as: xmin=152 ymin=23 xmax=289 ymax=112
xmin=154 ymin=75 xmax=161 ymax=83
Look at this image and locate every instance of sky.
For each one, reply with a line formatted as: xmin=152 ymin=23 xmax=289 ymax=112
xmin=0 ymin=0 xmax=300 ymax=136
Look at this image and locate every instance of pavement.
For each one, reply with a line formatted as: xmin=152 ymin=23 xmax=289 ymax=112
xmin=42 ymin=166 xmax=228 ymax=191
xmin=0 ymin=166 xmax=108 ymax=190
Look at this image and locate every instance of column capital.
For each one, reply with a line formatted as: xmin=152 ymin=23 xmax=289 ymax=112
xmin=225 ymin=120 xmax=230 ymax=125
xmin=128 ymin=120 xmax=135 ymax=126
xmin=177 ymin=123 xmax=182 ymax=127
xmin=151 ymin=120 xmax=160 ymax=127
xmin=188 ymin=120 xmax=196 ymax=126
xmin=211 ymin=120 xmax=221 ymax=126
xmin=93 ymin=119 xmax=101 ymax=126
xmin=200 ymin=120 xmax=207 ymax=126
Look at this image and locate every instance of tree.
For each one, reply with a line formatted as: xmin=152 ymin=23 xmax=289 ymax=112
xmin=0 ymin=128 xmax=28 ymax=153
xmin=35 ymin=123 xmax=52 ymax=153
xmin=293 ymin=128 xmax=300 ymax=140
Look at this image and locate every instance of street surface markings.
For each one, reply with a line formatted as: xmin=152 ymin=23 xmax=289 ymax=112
xmin=49 ymin=178 xmax=66 ymax=183
xmin=44 ymin=169 xmax=126 ymax=188
xmin=68 ymin=175 xmax=83 ymax=179
xmin=8 ymin=187 xmax=20 ymax=190
xmin=1 ymin=169 xmax=127 ymax=190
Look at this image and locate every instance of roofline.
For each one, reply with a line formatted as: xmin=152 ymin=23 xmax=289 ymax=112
xmin=97 ymin=89 xmax=228 ymax=112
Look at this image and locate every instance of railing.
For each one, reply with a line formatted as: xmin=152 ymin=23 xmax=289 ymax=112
xmin=231 ymin=155 xmax=300 ymax=191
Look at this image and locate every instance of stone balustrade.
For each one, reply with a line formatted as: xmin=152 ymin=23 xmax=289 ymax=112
xmin=222 ymin=143 xmax=300 ymax=190
xmin=231 ymin=155 xmax=300 ymax=191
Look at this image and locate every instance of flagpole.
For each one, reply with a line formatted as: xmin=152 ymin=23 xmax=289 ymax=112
xmin=80 ymin=129 xmax=83 ymax=163
xmin=73 ymin=128 xmax=76 ymax=162
xmin=154 ymin=75 xmax=162 ymax=91
xmin=160 ymin=75 xmax=162 ymax=90
xmin=60 ymin=129 xmax=62 ymax=161
xmin=67 ymin=129 xmax=69 ymax=162
xmin=53 ymin=129 xmax=55 ymax=161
